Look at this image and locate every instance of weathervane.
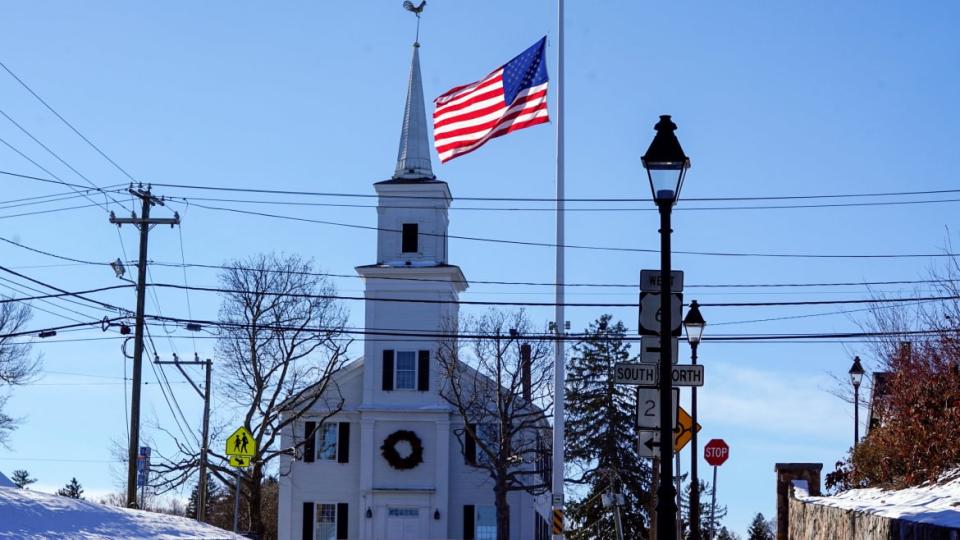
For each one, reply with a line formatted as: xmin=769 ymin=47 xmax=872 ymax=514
xmin=402 ymin=0 xmax=426 ymax=44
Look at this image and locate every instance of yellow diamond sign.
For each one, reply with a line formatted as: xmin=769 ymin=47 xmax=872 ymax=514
xmin=673 ymin=406 xmax=701 ymax=454
xmin=226 ymin=426 xmax=257 ymax=459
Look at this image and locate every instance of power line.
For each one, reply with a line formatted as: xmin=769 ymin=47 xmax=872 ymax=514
xmin=170 ymin=200 xmax=960 ymax=259
xmin=1 ymin=233 xmax=954 ymax=292
xmin=147 ymin=281 xmax=960 ymax=309
xmin=163 ymin=193 xmax=960 ymax=212
xmin=149 ymin=179 xmax=960 ymax=203
xmin=0 ymin=59 xmax=140 ymax=184
xmin=0 ymin=108 xmax=131 ymax=212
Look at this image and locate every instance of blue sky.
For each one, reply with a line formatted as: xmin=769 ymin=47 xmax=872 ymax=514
xmin=1 ymin=1 xmax=959 ymax=536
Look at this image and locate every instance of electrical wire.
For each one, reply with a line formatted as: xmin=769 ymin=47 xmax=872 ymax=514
xmin=0 ymin=108 xmax=132 ymax=212
xmin=0 ymin=59 xmax=141 ymax=185
xmin=169 ymin=200 xmax=960 ymax=259
xmin=148 ymin=179 xmax=960 ymax=203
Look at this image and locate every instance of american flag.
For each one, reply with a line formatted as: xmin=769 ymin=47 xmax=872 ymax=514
xmin=433 ymin=37 xmax=549 ymax=163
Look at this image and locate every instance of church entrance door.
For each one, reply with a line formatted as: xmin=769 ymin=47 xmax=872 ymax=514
xmin=385 ymin=507 xmax=422 ymax=540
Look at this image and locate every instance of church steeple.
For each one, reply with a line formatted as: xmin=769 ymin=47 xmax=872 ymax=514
xmin=393 ymin=42 xmax=434 ymax=180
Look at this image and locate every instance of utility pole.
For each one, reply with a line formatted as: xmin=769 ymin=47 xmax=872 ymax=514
xmin=111 ymin=185 xmax=179 ymax=508
xmin=600 ymin=469 xmax=625 ymax=540
xmin=156 ymin=353 xmax=212 ymax=521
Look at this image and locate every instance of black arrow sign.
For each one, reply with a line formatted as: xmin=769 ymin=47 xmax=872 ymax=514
xmin=643 ymin=437 xmax=660 ymax=451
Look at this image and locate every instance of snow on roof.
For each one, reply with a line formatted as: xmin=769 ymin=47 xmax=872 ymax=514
xmin=0 ymin=486 xmax=244 ymax=539
xmin=0 ymin=471 xmax=14 ymax=488
xmin=794 ymin=470 xmax=960 ymax=528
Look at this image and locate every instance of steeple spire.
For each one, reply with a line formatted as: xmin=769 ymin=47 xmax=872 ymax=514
xmin=393 ymin=42 xmax=434 ymax=180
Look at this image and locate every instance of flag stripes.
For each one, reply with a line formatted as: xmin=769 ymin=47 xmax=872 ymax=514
xmin=433 ymin=38 xmax=549 ymax=163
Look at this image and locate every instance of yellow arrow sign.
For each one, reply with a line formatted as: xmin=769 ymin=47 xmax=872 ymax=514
xmin=673 ymin=406 xmax=701 ymax=454
xmin=229 ymin=455 xmax=250 ymax=468
xmin=225 ymin=426 xmax=257 ymax=459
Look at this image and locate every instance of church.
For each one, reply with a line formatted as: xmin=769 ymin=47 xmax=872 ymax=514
xmin=276 ymin=36 xmax=553 ymax=540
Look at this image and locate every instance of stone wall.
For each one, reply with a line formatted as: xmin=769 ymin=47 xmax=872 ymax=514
xmin=787 ymin=481 xmax=959 ymax=540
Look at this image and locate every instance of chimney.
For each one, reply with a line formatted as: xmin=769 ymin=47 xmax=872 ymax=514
xmin=521 ymin=343 xmax=532 ymax=401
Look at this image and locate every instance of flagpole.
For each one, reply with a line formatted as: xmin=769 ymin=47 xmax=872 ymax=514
xmin=552 ymin=0 xmax=566 ymax=538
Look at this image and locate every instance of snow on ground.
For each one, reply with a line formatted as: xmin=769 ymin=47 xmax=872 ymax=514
xmin=0 ymin=486 xmax=244 ymax=539
xmin=795 ymin=470 xmax=960 ymax=529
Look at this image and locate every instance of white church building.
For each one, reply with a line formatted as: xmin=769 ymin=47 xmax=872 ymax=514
xmin=277 ymin=39 xmax=553 ymax=540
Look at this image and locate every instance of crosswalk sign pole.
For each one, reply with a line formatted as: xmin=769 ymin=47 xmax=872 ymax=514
xmin=233 ymin=468 xmax=241 ymax=533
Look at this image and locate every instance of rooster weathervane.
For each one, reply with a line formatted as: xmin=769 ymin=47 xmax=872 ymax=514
xmin=402 ymin=1 xmax=427 ymax=44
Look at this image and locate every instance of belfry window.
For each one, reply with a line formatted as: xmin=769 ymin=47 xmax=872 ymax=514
xmin=402 ymin=223 xmax=418 ymax=253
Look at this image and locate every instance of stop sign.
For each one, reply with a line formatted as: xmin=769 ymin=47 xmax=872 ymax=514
xmin=704 ymin=439 xmax=729 ymax=466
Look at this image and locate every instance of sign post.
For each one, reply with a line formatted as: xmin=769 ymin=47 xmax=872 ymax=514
xmin=225 ymin=426 xmax=257 ymax=533
xmin=704 ymin=439 xmax=729 ymax=538
xmin=137 ymin=446 xmax=151 ymax=509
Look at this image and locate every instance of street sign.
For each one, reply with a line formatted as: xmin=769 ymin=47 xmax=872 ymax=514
xmin=673 ymin=407 xmax=702 ymax=453
xmin=639 ymin=336 xmax=680 ymax=364
xmin=637 ymin=387 xmax=679 ymax=430
xmin=614 ymin=363 xmax=657 ymax=385
xmin=640 ymin=270 xmax=684 ymax=293
xmin=638 ymin=431 xmax=661 ymax=459
xmin=615 ymin=363 xmax=705 ymax=387
xmin=226 ymin=426 xmax=257 ymax=459
xmin=552 ymin=494 xmax=564 ymax=506
xmin=638 ymin=292 xmax=683 ymax=336
xmin=704 ymin=439 xmax=729 ymax=466
xmin=230 ymin=455 xmax=251 ymax=468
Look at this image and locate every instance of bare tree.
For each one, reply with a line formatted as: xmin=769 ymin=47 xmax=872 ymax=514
xmin=152 ymin=253 xmax=349 ymax=536
xmin=0 ymin=300 xmax=39 ymax=447
xmin=437 ymin=310 xmax=553 ymax=540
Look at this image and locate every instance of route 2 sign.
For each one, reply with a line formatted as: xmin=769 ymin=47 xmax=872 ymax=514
xmin=637 ymin=387 xmax=679 ymax=430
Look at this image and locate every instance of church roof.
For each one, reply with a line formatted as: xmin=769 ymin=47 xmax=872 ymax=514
xmin=392 ymin=42 xmax=435 ymax=181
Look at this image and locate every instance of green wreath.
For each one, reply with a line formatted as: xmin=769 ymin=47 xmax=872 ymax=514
xmin=380 ymin=430 xmax=424 ymax=470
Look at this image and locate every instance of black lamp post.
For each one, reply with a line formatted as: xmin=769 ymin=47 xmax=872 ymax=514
xmin=683 ymin=300 xmax=706 ymax=540
xmin=849 ymin=356 xmax=865 ymax=448
xmin=642 ymin=114 xmax=690 ymax=540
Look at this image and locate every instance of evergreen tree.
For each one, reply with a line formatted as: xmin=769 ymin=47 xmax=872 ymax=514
xmin=565 ymin=315 xmax=650 ymax=539
xmin=57 ymin=477 xmax=84 ymax=499
xmin=185 ymin=473 xmax=221 ymax=521
xmin=10 ymin=469 xmax=35 ymax=489
xmin=746 ymin=512 xmax=774 ymax=540
xmin=679 ymin=476 xmax=727 ymax=539
xmin=716 ymin=526 xmax=741 ymax=540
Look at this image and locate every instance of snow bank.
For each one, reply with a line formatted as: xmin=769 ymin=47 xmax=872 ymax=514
xmin=797 ymin=471 xmax=960 ymax=529
xmin=0 ymin=486 xmax=244 ymax=539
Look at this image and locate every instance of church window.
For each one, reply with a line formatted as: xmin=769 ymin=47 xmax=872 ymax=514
xmin=315 ymin=503 xmax=337 ymax=540
xmin=402 ymin=223 xmax=419 ymax=253
xmin=475 ymin=505 xmax=497 ymax=540
xmin=396 ymin=351 xmax=417 ymax=389
xmin=317 ymin=424 xmax=337 ymax=461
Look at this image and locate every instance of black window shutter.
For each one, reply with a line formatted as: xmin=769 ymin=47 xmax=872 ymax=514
xmin=336 ymin=503 xmax=348 ymax=539
xmin=382 ymin=350 xmax=394 ymax=391
xmin=304 ymin=422 xmax=316 ymax=463
xmin=463 ymin=505 xmax=475 ymax=540
xmin=402 ymin=223 xmax=418 ymax=253
xmin=302 ymin=502 xmax=314 ymax=540
xmin=337 ymin=422 xmax=350 ymax=464
xmin=465 ymin=423 xmax=476 ymax=465
xmin=417 ymin=350 xmax=430 ymax=391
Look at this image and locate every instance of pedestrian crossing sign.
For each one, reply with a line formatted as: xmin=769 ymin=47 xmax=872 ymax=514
xmin=226 ymin=426 xmax=257 ymax=459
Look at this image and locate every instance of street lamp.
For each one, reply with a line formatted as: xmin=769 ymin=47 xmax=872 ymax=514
xmin=642 ymin=114 xmax=690 ymax=540
xmin=683 ymin=300 xmax=706 ymax=540
xmin=849 ymin=356 xmax=865 ymax=448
